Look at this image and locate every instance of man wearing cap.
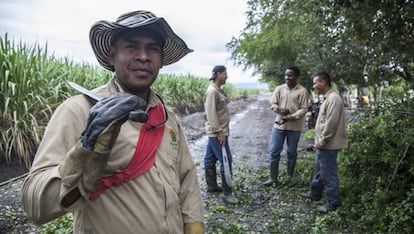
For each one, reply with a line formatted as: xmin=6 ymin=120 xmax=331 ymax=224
xmin=203 ymin=65 xmax=237 ymax=204
xmin=22 ymin=10 xmax=204 ymax=233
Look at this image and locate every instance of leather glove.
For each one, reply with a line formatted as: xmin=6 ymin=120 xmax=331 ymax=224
xmin=184 ymin=222 xmax=204 ymax=234
xmin=81 ymin=94 xmax=147 ymax=153
xmin=280 ymin=108 xmax=290 ymax=116
xmin=59 ymin=94 xmax=147 ymax=194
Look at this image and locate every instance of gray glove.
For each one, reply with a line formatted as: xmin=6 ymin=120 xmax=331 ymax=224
xmin=60 ymin=94 xmax=147 ymax=195
xmin=280 ymin=108 xmax=290 ymax=116
xmin=81 ymin=94 xmax=147 ymax=152
xmin=275 ymin=108 xmax=290 ymax=125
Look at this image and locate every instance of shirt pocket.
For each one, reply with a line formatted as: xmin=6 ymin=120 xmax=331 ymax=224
xmin=163 ymin=127 xmax=181 ymax=194
xmin=165 ymin=151 xmax=180 ymax=194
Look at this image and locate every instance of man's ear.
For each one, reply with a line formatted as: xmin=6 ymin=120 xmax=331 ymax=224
xmin=160 ymin=53 xmax=164 ymax=69
xmin=108 ymin=47 xmax=115 ymax=66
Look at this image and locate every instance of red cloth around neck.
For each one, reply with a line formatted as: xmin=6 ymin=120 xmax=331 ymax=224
xmin=89 ymin=102 xmax=165 ymax=199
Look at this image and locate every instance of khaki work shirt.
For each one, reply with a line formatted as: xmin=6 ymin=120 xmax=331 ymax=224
xmin=315 ymin=89 xmax=348 ymax=149
xmin=204 ymin=83 xmax=230 ymax=137
xmin=270 ymin=83 xmax=309 ymax=131
xmin=22 ymin=80 xmax=204 ymax=233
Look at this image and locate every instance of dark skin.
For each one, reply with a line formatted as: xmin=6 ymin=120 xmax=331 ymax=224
xmin=62 ymin=30 xmax=164 ymax=208
xmin=284 ymin=69 xmax=298 ymax=89
xmin=109 ymin=30 xmax=163 ymax=101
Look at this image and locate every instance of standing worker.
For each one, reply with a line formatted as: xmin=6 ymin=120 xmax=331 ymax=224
xmin=302 ymin=72 xmax=347 ymax=213
xmin=22 ymin=10 xmax=204 ymax=233
xmin=204 ymin=65 xmax=237 ymax=204
xmin=263 ymin=66 xmax=309 ymax=186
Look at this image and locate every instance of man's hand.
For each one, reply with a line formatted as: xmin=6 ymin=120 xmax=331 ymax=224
xmin=282 ymin=114 xmax=295 ymax=121
xmin=59 ymin=94 xmax=147 ymax=204
xmin=81 ymin=94 xmax=147 ymax=153
xmin=218 ymin=135 xmax=226 ymax=147
xmin=280 ymin=108 xmax=290 ymax=116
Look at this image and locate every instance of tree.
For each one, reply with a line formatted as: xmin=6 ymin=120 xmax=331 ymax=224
xmin=227 ymin=0 xmax=414 ymax=90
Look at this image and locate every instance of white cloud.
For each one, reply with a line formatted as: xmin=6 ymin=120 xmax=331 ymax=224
xmin=0 ymin=0 xmax=261 ymax=85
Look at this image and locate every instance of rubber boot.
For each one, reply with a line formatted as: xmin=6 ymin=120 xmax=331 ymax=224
xmin=287 ymin=162 xmax=296 ymax=177
xmin=205 ymin=167 xmax=222 ymax=193
xmin=221 ymin=174 xmax=237 ymax=204
xmin=302 ymin=174 xmax=323 ymax=201
xmin=263 ymin=162 xmax=279 ymax=186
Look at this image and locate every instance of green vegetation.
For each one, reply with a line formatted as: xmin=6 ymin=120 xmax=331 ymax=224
xmin=225 ymin=3 xmax=414 ymax=230
xmin=204 ymin=153 xmax=362 ymax=234
xmin=0 ymin=34 xmax=111 ymax=167
xmin=339 ymin=84 xmax=414 ymax=233
xmin=153 ymin=75 xmax=259 ymax=114
xmin=2 ymin=1 xmax=413 ymax=231
xmin=0 ymin=34 xmax=259 ymax=167
xmin=228 ymin=0 xmax=413 ymax=92
xmin=41 ymin=213 xmax=73 ymax=234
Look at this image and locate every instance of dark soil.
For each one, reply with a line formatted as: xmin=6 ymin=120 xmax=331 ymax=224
xmin=0 ymin=157 xmax=29 ymax=184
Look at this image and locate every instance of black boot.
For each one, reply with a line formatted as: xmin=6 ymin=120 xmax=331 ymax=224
xmin=221 ymin=174 xmax=237 ymax=204
xmin=302 ymin=174 xmax=323 ymax=201
xmin=205 ymin=167 xmax=222 ymax=193
xmin=263 ymin=162 xmax=279 ymax=186
xmin=287 ymin=162 xmax=296 ymax=177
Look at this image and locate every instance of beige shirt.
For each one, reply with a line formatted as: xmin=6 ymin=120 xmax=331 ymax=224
xmin=315 ymin=89 xmax=348 ymax=149
xmin=270 ymin=83 xmax=309 ymax=131
xmin=204 ymin=83 xmax=230 ymax=137
xmin=22 ymin=80 xmax=204 ymax=233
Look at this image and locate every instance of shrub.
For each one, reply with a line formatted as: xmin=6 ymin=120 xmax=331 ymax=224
xmin=339 ymin=83 xmax=414 ymax=233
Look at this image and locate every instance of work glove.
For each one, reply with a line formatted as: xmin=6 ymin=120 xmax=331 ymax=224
xmin=59 ymin=94 xmax=148 ymax=195
xmin=184 ymin=222 xmax=204 ymax=234
xmin=280 ymin=108 xmax=290 ymax=116
xmin=275 ymin=108 xmax=290 ymax=125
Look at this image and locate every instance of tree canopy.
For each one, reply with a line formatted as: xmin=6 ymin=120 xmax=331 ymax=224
xmin=227 ymin=0 xmax=414 ymax=90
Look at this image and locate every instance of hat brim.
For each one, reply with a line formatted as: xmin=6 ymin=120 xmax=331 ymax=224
xmin=90 ymin=15 xmax=193 ymax=71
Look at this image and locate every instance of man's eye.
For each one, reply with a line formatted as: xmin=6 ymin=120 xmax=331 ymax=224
xmin=149 ymin=46 xmax=161 ymax=52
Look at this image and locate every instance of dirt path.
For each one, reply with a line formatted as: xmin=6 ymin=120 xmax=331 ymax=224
xmin=183 ymin=92 xmax=316 ymax=233
xmin=185 ymin=93 xmax=276 ymax=171
xmin=0 ymin=92 xmax=314 ymax=233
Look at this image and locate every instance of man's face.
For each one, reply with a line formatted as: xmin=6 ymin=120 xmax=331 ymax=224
xmin=109 ymin=30 xmax=163 ymax=94
xmin=284 ymin=69 xmax=298 ymax=87
xmin=217 ymin=71 xmax=228 ymax=85
xmin=312 ymin=76 xmax=324 ymax=94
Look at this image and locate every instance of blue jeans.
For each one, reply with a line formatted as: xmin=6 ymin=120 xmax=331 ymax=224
xmin=204 ymin=136 xmax=232 ymax=175
xmin=311 ymin=149 xmax=341 ymax=207
xmin=268 ymin=128 xmax=301 ymax=165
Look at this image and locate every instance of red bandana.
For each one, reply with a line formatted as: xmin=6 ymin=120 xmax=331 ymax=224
xmin=89 ymin=102 xmax=166 ymax=199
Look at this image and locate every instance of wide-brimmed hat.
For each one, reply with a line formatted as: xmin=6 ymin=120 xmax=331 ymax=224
xmin=210 ymin=65 xmax=226 ymax=80
xmin=90 ymin=10 xmax=193 ymax=71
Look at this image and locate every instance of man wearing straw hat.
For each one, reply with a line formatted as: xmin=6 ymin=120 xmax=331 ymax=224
xmin=22 ymin=10 xmax=204 ymax=233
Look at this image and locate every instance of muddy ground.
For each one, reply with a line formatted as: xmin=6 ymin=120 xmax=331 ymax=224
xmin=0 ymin=92 xmax=320 ymax=234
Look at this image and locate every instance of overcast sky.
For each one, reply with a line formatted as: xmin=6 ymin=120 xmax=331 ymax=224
xmin=0 ymin=0 xmax=264 ymax=86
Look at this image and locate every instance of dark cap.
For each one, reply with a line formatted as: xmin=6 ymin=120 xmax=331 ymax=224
xmin=210 ymin=65 xmax=226 ymax=80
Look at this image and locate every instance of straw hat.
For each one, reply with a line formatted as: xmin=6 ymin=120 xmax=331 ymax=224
xmin=89 ymin=10 xmax=193 ymax=71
